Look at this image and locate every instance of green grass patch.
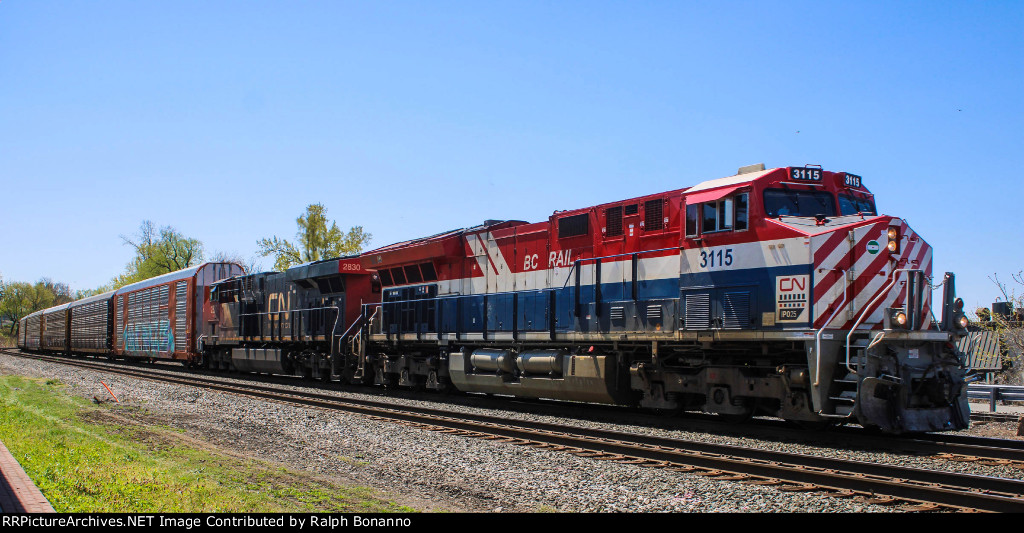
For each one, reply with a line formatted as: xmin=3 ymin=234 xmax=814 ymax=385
xmin=0 ymin=375 xmax=417 ymax=513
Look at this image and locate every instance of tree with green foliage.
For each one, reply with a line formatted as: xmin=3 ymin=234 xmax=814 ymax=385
xmin=112 ymin=221 xmax=205 ymax=288
xmin=0 ymin=278 xmax=74 ymax=336
xmin=257 ymin=204 xmax=371 ymax=271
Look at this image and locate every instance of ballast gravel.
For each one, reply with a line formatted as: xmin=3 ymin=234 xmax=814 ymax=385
xmin=1 ymin=353 xmax=1017 ymax=513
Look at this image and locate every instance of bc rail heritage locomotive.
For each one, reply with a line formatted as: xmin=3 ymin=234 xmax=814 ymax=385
xmin=19 ymin=164 xmax=973 ymax=433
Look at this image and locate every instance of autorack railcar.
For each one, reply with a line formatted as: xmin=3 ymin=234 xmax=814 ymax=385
xmin=18 ymin=262 xmax=244 ymax=363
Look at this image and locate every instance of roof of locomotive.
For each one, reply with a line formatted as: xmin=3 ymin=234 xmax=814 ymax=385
xmin=368 ymin=220 xmax=528 ymax=253
xmin=285 ymin=255 xmax=363 ymax=281
xmin=543 ymin=166 xmax=779 ymax=218
xmin=685 ymin=167 xmax=776 ymax=194
xmin=360 ymin=220 xmax=528 ymax=269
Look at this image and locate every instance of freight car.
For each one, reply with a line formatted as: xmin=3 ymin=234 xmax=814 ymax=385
xmin=18 ymin=262 xmax=244 ymax=364
xmin=349 ymin=164 xmax=972 ymax=433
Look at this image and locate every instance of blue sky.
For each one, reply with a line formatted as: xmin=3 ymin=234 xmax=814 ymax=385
xmin=1 ymin=1 xmax=1022 ymax=311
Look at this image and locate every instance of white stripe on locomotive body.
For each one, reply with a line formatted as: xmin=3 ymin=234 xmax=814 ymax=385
xmin=680 ymin=237 xmax=812 ymax=274
xmin=401 ymin=235 xmax=815 ymax=299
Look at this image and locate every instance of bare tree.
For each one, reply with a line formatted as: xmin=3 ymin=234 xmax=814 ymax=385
xmin=988 ymin=271 xmax=1024 ymax=385
xmin=209 ymin=251 xmax=263 ymax=276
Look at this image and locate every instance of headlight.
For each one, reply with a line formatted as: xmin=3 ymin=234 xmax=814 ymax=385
xmin=958 ymin=315 xmax=969 ymax=329
xmin=887 ymin=225 xmax=901 ymax=254
xmin=888 ymin=308 xmax=909 ymax=329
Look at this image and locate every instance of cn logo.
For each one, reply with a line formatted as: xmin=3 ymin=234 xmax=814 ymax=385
xmin=775 ymin=275 xmax=809 ymax=323
xmin=779 ymin=277 xmax=807 ymax=292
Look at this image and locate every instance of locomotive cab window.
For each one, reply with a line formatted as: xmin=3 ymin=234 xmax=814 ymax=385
xmin=763 ymin=189 xmax=837 ymax=218
xmin=685 ymin=204 xmax=699 ymax=236
xmin=702 ymin=199 xmax=733 ymax=233
xmin=687 ymin=193 xmax=748 ymax=237
xmin=838 ymin=194 xmax=876 ymax=216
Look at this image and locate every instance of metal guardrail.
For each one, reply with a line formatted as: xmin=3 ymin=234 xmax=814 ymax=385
xmin=968 ymin=384 xmax=1024 ymax=413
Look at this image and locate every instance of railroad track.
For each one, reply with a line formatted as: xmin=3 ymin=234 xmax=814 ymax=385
xmin=970 ymin=412 xmax=1023 ymax=424
xmin=5 ymin=349 xmax=1024 ymax=512
xmin=7 ymin=348 xmax=1022 ymax=465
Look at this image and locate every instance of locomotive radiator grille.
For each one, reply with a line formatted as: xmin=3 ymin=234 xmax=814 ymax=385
xmin=722 ymin=291 xmax=751 ymax=329
xmin=684 ymin=294 xmax=711 ymax=329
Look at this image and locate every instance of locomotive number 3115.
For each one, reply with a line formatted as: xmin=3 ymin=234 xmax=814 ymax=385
xmin=700 ymin=248 xmax=734 ymax=268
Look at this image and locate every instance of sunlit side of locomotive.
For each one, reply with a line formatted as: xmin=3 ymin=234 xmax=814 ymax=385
xmin=357 ymin=164 xmax=971 ymax=433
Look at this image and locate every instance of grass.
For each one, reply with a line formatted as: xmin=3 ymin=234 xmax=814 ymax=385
xmin=0 ymin=375 xmax=417 ymax=513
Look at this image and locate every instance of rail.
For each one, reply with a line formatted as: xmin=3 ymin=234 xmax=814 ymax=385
xmin=968 ymin=384 xmax=1024 ymax=413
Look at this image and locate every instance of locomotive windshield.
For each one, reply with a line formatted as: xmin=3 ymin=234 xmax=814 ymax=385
xmin=838 ymin=194 xmax=876 ymax=216
xmin=763 ymin=189 xmax=837 ymax=218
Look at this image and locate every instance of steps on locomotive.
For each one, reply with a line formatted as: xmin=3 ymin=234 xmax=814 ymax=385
xmin=828 ymin=372 xmax=858 ymax=417
xmin=825 ymin=339 xmax=870 ymax=417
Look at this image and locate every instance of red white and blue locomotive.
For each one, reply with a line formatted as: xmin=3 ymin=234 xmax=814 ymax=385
xmin=19 ymin=163 xmax=972 ymax=433
xmin=353 ymin=163 xmax=971 ymax=433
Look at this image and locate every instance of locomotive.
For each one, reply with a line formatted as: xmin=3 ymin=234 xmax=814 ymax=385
xmin=18 ymin=163 xmax=972 ymax=433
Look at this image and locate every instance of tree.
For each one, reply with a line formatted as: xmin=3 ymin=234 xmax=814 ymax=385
xmin=0 ymin=278 xmax=74 ymax=336
xmin=209 ymin=251 xmax=261 ymax=276
xmin=987 ymin=271 xmax=1024 ymax=385
xmin=113 ymin=221 xmax=204 ymax=288
xmin=257 ymin=204 xmax=372 ymax=271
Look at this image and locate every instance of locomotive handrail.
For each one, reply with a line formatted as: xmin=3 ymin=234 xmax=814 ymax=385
xmin=360 ymin=303 xmax=384 ymax=336
xmin=237 ymin=304 xmax=341 ymax=317
xmin=561 ymin=246 xmax=679 ymax=288
xmin=338 ymin=309 xmax=365 ymax=343
xmin=844 ymin=267 xmax=918 ymax=375
xmin=813 ymin=268 xmax=847 ymax=388
xmin=329 ymin=304 xmax=342 ymax=357
xmin=366 ymin=286 xmax=559 ymax=307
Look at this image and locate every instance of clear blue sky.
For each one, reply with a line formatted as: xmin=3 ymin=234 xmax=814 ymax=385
xmin=2 ymin=1 xmax=1022 ymax=312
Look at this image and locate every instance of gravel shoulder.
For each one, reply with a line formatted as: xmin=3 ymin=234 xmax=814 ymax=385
xmin=1 ymin=353 xmax=1018 ymax=513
